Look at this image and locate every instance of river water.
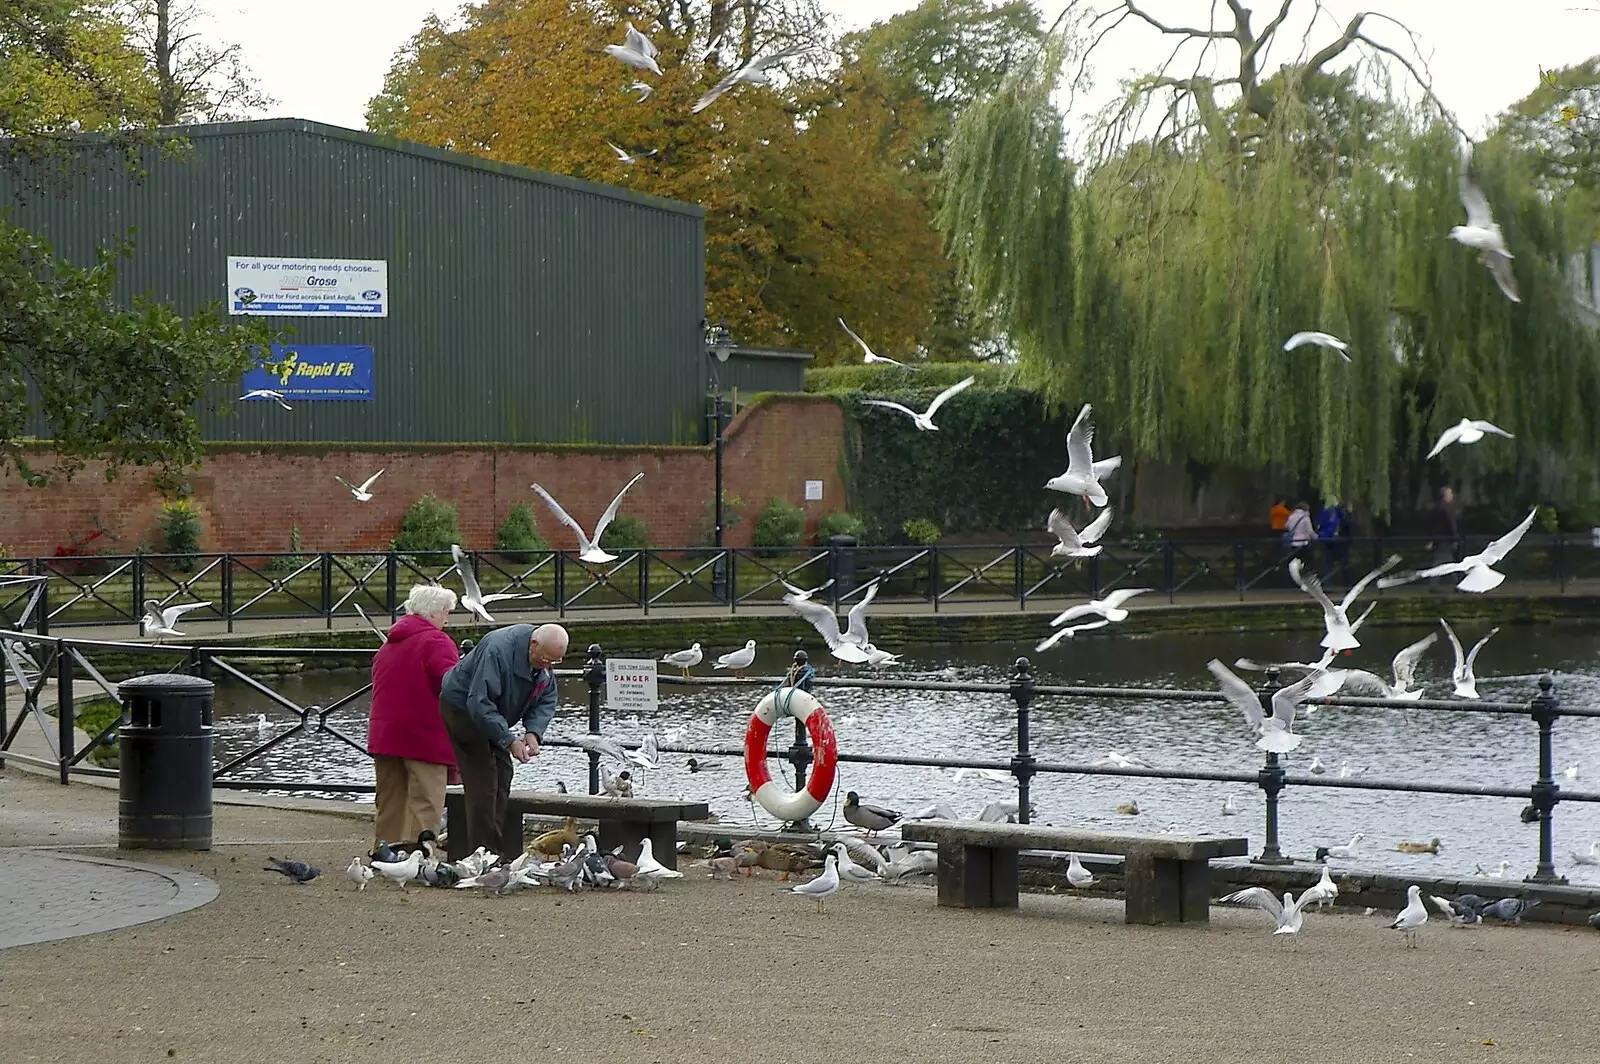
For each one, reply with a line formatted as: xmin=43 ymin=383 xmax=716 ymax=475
xmin=208 ymin=622 xmax=1600 ymax=883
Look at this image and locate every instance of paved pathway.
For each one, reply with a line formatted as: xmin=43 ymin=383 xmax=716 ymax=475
xmin=0 ymin=851 xmax=217 ymax=950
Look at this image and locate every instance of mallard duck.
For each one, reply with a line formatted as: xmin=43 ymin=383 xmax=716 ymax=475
xmin=1114 ymin=800 xmax=1140 ymax=816
xmin=529 ymin=816 xmax=579 ymax=857
xmin=844 ymin=791 xmax=901 ymax=836
xmin=756 ymin=843 xmax=820 ymax=881
xmin=1394 ymin=837 xmax=1442 ymax=855
xmin=734 ymin=840 xmax=766 ymax=876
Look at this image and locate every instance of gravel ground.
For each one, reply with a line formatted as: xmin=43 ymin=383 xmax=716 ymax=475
xmin=2 ymin=768 xmax=1597 ymax=1064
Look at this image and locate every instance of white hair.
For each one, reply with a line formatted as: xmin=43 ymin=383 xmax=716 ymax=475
xmin=403 ymin=584 xmax=458 ymax=619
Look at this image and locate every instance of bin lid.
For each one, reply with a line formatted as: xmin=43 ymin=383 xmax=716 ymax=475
xmin=117 ymin=672 xmax=215 ymax=696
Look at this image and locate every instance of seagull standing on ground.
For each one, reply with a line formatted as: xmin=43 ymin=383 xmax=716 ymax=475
xmin=1066 ymin=854 xmax=1097 ymax=889
xmin=1426 ymin=418 xmax=1515 ymax=460
xmin=692 ymin=44 xmax=815 ymax=113
xmin=141 ymin=599 xmax=211 ymax=641
xmin=860 ymin=376 xmax=975 ymax=432
xmin=1218 ymin=885 xmax=1325 ymax=935
xmin=713 ymin=639 xmax=757 ymax=678
xmin=604 ymin=22 xmax=662 ymax=75
xmin=532 ymin=472 xmax=646 ymax=564
xmin=1389 ymin=885 xmax=1429 ymax=946
xmin=1283 ymin=331 xmax=1352 ymax=362
xmin=449 ymin=544 xmax=540 ymax=623
xmin=1451 ymin=145 xmax=1520 ymax=302
xmin=335 ymin=469 xmax=383 ymax=501
xmin=662 ymin=643 xmax=703 ymax=677
xmin=1439 ymin=619 xmax=1499 ymax=699
xmin=839 ymin=318 xmax=906 ymax=366
xmin=790 ymin=854 xmax=841 ymax=912
xmin=1045 ymin=403 xmax=1122 ymax=507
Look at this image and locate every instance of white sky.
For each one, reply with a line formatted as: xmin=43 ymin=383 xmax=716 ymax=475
xmin=194 ymin=1 xmax=1599 ymax=138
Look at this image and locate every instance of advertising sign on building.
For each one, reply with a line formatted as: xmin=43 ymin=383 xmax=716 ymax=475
xmin=240 ymin=344 xmax=375 ymax=401
xmin=227 ymin=256 xmax=388 ymax=316
xmin=605 ymin=658 xmax=659 ymax=713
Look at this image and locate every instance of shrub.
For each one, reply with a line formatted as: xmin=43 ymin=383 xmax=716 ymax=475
xmin=496 ymin=503 xmax=548 ymax=562
xmin=392 ymin=494 xmax=460 ymax=554
xmin=901 ymin=517 xmax=942 ymax=545
xmin=752 ymin=497 xmax=805 ymax=554
xmin=600 ymin=514 xmax=649 ymax=551
xmin=815 ymin=512 xmax=866 ymax=544
xmin=158 ymin=500 xmax=203 ymax=572
xmin=265 ymin=524 xmax=307 ymax=573
xmin=695 ymin=493 xmax=743 ymax=546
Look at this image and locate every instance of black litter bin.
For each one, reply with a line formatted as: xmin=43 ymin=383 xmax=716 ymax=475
xmin=117 ymin=673 xmax=214 ymax=851
xmin=827 ymin=534 xmax=859 ymax=599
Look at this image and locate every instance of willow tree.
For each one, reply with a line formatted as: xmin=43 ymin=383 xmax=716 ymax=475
xmin=940 ymin=1 xmax=1600 ymax=522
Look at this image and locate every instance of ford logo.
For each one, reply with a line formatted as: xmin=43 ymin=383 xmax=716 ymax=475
xmin=361 ymin=289 xmax=382 ymax=301
xmin=233 ymin=286 xmax=256 ymax=302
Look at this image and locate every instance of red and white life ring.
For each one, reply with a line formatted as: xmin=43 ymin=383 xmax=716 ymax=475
xmin=744 ymin=687 xmax=837 ymax=822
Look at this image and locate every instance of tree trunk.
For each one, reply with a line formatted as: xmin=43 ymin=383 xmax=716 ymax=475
xmin=154 ymin=0 xmax=181 ymax=125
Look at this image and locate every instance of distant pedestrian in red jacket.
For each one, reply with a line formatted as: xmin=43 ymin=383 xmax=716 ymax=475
xmin=368 ymin=585 xmax=460 ymax=847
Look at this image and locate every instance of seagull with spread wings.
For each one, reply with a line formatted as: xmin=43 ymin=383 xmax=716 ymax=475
xmin=1425 ymin=417 xmax=1514 ymax=460
xmin=1283 ymin=331 xmax=1352 ymax=362
xmin=692 ymin=44 xmax=814 ymax=113
xmin=449 ymin=545 xmax=541 ymax=624
xmin=860 ymin=376 xmax=974 ymax=432
xmin=783 ymin=580 xmax=880 ymax=664
xmin=1047 ymin=507 xmax=1112 ymax=559
xmin=1440 ymin=619 xmax=1499 ymax=699
xmin=1045 ymin=403 xmax=1122 ymax=507
xmin=1380 ymin=508 xmax=1537 ymax=594
xmin=531 ymin=472 xmax=645 ymax=564
xmin=1451 ymin=145 xmax=1519 ymax=303
xmin=141 ymin=598 xmax=212 ymax=641
xmin=608 ymin=142 xmax=658 ymax=165
xmin=604 ymin=22 xmax=662 ymax=75
xmin=1287 ymin=554 xmax=1399 ymax=652
xmin=1208 ymin=658 xmax=1321 ymax=753
xmin=838 ymin=318 xmax=906 ymax=367
xmin=335 ymin=469 xmax=383 ymax=501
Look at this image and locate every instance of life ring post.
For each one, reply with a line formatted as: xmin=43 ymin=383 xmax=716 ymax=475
xmin=785 ymin=651 xmax=816 ymax=830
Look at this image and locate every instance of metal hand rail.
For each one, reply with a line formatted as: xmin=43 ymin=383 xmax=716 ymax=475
xmin=3 ymin=627 xmax=1597 ymax=885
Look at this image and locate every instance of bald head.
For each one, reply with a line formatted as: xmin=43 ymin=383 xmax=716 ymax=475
xmin=529 ymin=623 xmax=569 ymax=669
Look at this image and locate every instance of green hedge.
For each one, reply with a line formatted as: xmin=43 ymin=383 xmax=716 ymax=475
xmin=805 ymin=362 xmax=1017 ymax=394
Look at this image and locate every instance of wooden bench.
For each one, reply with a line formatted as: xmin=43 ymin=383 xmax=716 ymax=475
xmin=900 ymin=821 xmax=1248 ymax=925
xmin=444 ymin=791 xmax=710 ymax=872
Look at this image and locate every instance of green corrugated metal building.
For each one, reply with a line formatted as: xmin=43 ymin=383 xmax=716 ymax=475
xmin=5 ymin=119 xmax=708 ymax=445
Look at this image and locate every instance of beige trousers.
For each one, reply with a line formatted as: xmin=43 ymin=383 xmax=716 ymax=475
xmin=373 ymin=755 xmax=449 ymax=847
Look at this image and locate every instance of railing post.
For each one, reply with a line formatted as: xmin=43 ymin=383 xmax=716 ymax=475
xmin=1254 ymin=667 xmax=1291 ymax=864
xmin=1524 ymin=675 xmax=1566 ymax=884
xmin=55 ymin=640 xmax=72 ymax=785
xmin=133 ymin=554 xmax=146 ymax=629
xmin=726 ymin=549 xmax=737 ymax=614
xmin=1014 ymin=545 xmax=1025 ymax=611
xmin=36 ymin=575 xmax=47 ymax=636
xmin=555 ymin=552 xmax=566 ymax=618
xmin=585 ymin=643 xmax=604 ymax=795
xmin=385 ymin=552 xmax=398 ymax=620
xmin=930 ymin=547 xmax=941 ymax=613
xmin=223 ymin=554 xmax=235 ymax=634
xmin=1234 ymin=542 xmax=1245 ymax=601
xmin=785 ymin=651 xmax=816 ymax=831
xmin=321 ymin=552 xmax=333 ymax=629
xmin=1163 ymin=541 xmax=1175 ymax=603
xmin=639 ymin=550 xmax=650 ymax=616
xmin=1556 ymin=533 xmax=1566 ymax=593
xmin=1010 ymin=656 xmax=1037 ymax=825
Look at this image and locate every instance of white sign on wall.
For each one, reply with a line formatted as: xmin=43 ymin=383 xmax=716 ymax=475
xmin=227 ymin=256 xmax=389 ymax=317
xmin=804 ymin=480 xmax=824 ymax=501
xmin=606 ymin=658 xmax=658 ymax=713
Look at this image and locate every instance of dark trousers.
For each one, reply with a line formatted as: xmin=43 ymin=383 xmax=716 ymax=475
xmin=440 ymin=698 xmax=516 ymax=856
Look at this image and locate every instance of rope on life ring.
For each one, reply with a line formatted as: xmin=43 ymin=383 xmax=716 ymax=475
xmin=743 ymin=686 xmax=837 ymax=822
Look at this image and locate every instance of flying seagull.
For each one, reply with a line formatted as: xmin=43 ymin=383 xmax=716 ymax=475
xmin=1283 ymin=331 xmax=1352 ymax=362
xmin=1047 ymin=507 xmax=1112 ymax=559
xmin=1045 ymin=403 xmax=1122 ymax=507
xmin=1440 ymin=619 xmax=1499 ymax=699
xmin=1287 ymin=554 xmax=1400 ymax=652
xmin=1034 ymin=618 xmax=1109 ymax=653
xmin=784 ymin=580 xmax=879 ymax=663
xmin=627 ymin=80 xmax=654 ymax=101
xmin=692 ymin=44 xmax=815 ymax=114
xmin=839 ymin=318 xmax=906 ymax=367
xmin=1451 ymin=145 xmax=1519 ymax=302
xmin=141 ymin=598 xmax=211 ymax=641
xmin=1047 ymin=587 xmax=1150 ymax=626
xmin=1425 ymin=418 xmax=1514 ymax=460
xmin=532 ymin=472 xmax=646 ymax=564
xmin=860 ymin=376 xmax=975 ymax=431
xmin=335 ymin=469 xmax=383 ymax=501
xmin=1208 ymin=658 xmax=1320 ymax=753
xmin=240 ymin=388 xmax=292 ymax=410
xmin=449 ymin=544 xmax=541 ymax=624
xmin=604 ymin=22 xmax=661 ymax=75
xmin=1381 ymin=508 xmax=1538 ymax=594
xmin=608 ymin=142 xmax=658 ymax=165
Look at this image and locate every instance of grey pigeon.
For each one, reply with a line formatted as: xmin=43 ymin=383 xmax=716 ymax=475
xmin=264 ymin=857 xmax=320 ymax=884
xmin=420 ymin=861 xmax=461 ymax=888
xmin=544 ymin=853 xmax=587 ymax=892
xmin=454 ymin=866 xmax=513 ymax=894
xmin=1482 ymin=897 xmax=1540 ymax=924
xmin=370 ymin=841 xmax=398 ymax=864
xmin=1587 ymin=910 xmax=1599 ymax=929
xmin=1451 ymin=893 xmax=1491 ymax=915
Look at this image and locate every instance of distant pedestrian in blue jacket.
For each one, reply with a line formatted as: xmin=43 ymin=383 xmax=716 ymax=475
xmin=439 ymin=622 xmax=569 ymax=855
xmin=1317 ymin=500 xmax=1353 ymax=587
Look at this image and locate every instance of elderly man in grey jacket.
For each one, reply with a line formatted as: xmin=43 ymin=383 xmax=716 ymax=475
xmin=439 ymin=622 xmax=569 ymax=855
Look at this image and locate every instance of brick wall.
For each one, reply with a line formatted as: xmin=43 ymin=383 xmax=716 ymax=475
xmin=0 ymin=397 xmax=847 ymax=555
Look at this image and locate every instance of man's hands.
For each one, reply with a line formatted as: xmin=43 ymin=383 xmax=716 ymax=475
xmin=510 ymin=735 xmax=542 ymax=763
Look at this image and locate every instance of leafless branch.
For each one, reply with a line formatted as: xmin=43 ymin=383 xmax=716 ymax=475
xmin=1115 ymin=0 xmax=1232 ymax=39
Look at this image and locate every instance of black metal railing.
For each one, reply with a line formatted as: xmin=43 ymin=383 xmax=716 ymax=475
xmin=3 ymin=628 xmax=1598 ymax=884
xmin=3 ymin=532 xmax=1599 ymax=632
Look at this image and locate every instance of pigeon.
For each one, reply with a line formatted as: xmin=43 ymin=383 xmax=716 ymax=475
xmin=1425 ymin=418 xmax=1515 ymax=460
xmin=345 ymin=857 xmax=374 ymax=890
xmin=334 ymin=469 xmax=383 ymax=501
xmin=838 ymin=318 xmax=906 ymax=366
xmin=634 ymin=838 xmax=684 ymax=884
xmin=240 ymin=388 xmax=293 ymax=409
xmin=1045 ymin=403 xmax=1122 ymax=507
xmin=844 ymin=791 xmax=901 ymax=835
xmin=1440 ymin=619 xmax=1499 ymax=699
xmin=371 ymin=849 xmax=424 ymax=891
xmin=1208 ymin=659 xmax=1320 ymax=753
xmin=1428 ymin=894 xmax=1482 ymax=927
xmin=602 ymin=766 xmax=633 ymax=798
xmin=1482 ymin=897 xmax=1541 ymax=924
xmin=419 ymin=860 xmax=461 ymax=888
xmin=141 ymin=598 xmax=212 ymax=641
xmin=662 ymin=643 xmax=703 ymax=676
xmin=1047 ymin=587 xmax=1150 ymax=626
xmin=454 ymin=865 xmax=514 ymax=894
xmin=1218 ymin=886 xmax=1324 ymax=935
xmin=1451 ymin=145 xmax=1520 ymax=302
xmin=607 ymin=141 xmax=658 ymax=165
xmin=1287 ymin=554 xmax=1399 ymax=651
xmin=784 ymin=579 xmax=879 ymax=664
xmin=1066 ymin=854 xmax=1097 ymax=889
xmin=1033 ymin=618 xmax=1109 ymax=653
xmin=860 ymin=376 xmax=975 ymax=432
xmin=1383 ymin=509 xmax=1538 ymax=594
xmin=1283 ymin=331 xmax=1352 ymax=362
xmin=713 ymin=639 xmax=757 ymax=678
xmin=692 ymin=44 xmax=815 ymax=114
xmin=1388 ymin=884 xmax=1429 ymax=946
xmin=1047 ymin=507 xmax=1112 ymax=559
xmin=264 ymin=857 xmax=320 ymax=884
xmin=789 ymin=854 xmax=841 ymax=912
xmin=531 ymin=472 xmax=645 ymax=564
xmin=604 ymin=21 xmax=662 ymax=75
xmin=449 ymin=544 xmax=540 ymax=623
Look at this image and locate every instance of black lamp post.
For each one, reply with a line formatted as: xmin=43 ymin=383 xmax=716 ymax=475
xmin=706 ymin=322 xmax=733 ymax=598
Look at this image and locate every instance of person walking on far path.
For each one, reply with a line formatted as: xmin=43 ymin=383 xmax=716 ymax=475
xmin=1317 ymin=499 xmax=1354 ymax=587
xmin=1427 ymin=487 xmax=1461 ymax=593
xmin=368 ymin=585 xmax=460 ymax=848
xmin=438 ymin=623 xmax=569 ymax=856
xmin=1269 ymin=499 xmax=1291 ymax=534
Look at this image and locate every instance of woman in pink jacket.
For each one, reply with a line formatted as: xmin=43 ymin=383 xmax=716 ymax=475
xmin=368 ymin=584 xmax=460 ymax=846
